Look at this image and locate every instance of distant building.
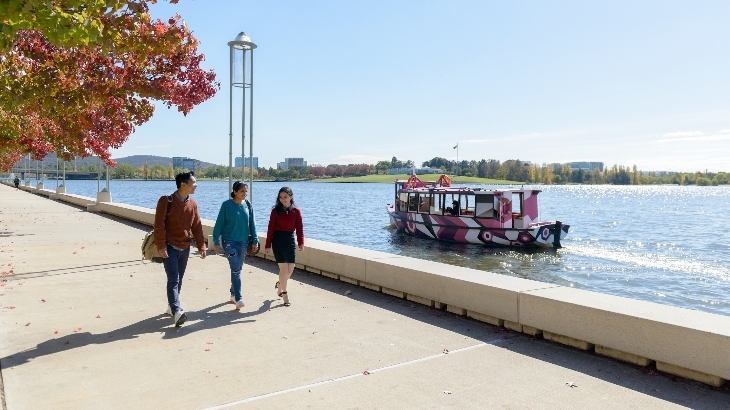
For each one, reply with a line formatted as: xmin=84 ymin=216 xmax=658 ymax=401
xmin=172 ymin=157 xmax=197 ymax=171
xmin=235 ymin=157 xmax=259 ymax=169
xmin=566 ymin=162 xmax=604 ymax=172
xmin=388 ymin=167 xmax=441 ymax=175
xmin=277 ymin=158 xmax=307 ymax=170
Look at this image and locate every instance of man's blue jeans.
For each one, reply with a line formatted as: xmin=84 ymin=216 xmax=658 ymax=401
xmin=222 ymin=239 xmax=246 ymax=302
xmin=163 ymin=244 xmax=190 ymax=315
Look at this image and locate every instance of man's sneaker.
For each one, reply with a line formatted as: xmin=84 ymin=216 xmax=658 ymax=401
xmin=173 ymin=310 xmax=187 ymax=327
xmin=229 ymin=295 xmax=235 ymax=304
xmin=164 ymin=305 xmax=172 ymax=317
xmin=235 ymin=300 xmax=245 ymax=310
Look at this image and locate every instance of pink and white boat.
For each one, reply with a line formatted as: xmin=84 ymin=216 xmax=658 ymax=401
xmin=387 ymin=174 xmax=569 ymax=248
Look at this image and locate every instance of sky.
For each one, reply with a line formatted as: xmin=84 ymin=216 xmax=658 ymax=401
xmin=110 ymin=1 xmax=730 ymax=172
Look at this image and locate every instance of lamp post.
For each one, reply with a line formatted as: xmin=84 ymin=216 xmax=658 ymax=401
xmin=227 ymin=32 xmax=257 ymax=202
xmin=96 ymin=156 xmax=112 ymax=204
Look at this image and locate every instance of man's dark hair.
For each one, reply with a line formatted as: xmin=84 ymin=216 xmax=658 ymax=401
xmin=175 ymin=171 xmax=195 ymax=188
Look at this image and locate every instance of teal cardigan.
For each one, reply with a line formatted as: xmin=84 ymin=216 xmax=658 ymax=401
xmin=212 ymin=199 xmax=259 ymax=246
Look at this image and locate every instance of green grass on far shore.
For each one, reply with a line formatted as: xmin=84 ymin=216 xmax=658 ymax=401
xmin=314 ymin=174 xmax=523 ymax=184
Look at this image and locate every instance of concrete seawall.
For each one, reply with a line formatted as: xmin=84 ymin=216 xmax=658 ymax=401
xmin=5 ymin=180 xmax=729 ymax=387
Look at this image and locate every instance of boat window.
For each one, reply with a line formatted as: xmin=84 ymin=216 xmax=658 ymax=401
xmin=512 ymin=193 xmax=523 ymax=215
xmin=460 ymin=195 xmax=475 ymax=216
xmin=475 ymin=194 xmax=495 ymax=218
xmin=418 ymin=194 xmax=432 ymax=213
xmin=408 ymin=194 xmax=418 ymax=212
xmin=398 ymin=192 xmax=408 ymax=211
xmin=445 ymin=194 xmax=461 ymax=216
xmin=433 ymin=194 xmax=443 ymax=213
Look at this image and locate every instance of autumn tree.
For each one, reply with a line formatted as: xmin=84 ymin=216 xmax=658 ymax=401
xmin=0 ymin=1 xmax=182 ymax=51
xmin=0 ymin=1 xmax=219 ymax=170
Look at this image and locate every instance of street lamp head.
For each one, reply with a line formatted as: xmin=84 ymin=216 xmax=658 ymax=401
xmin=228 ymin=32 xmax=257 ymax=50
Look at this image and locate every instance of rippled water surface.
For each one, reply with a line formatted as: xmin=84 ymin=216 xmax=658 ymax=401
xmin=53 ymin=180 xmax=730 ymax=316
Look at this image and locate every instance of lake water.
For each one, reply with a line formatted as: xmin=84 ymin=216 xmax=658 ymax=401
xmin=46 ymin=179 xmax=730 ymax=316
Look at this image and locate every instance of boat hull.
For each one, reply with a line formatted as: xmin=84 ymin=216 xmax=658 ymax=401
xmin=388 ymin=208 xmax=569 ymax=248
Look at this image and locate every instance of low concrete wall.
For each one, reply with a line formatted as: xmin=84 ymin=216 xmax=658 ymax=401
xmin=55 ymin=193 xmax=97 ymax=207
xmin=283 ymin=242 xmax=730 ymax=387
xmin=97 ymin=202 xmax=215 ymax=241
xmin=519 ymin=287 xmax=730 ymax=386
xmin=7 ymin=185 xmax=729 ymax=387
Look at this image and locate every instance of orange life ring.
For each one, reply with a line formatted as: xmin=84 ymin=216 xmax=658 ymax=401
xmin=406 ymin=174 xmax=420 ymax=189
xmin=437 ymin=174 xmax=451 ymax=187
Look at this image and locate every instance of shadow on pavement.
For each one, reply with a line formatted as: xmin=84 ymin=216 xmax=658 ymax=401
xmin=1 ymin=300 xmax=272 ymax=368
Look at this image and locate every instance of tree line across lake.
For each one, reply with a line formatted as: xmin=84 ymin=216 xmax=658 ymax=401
xmin=50 ymin=156 xmax=728 ymax=186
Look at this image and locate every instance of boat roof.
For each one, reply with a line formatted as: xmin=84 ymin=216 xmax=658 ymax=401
xmin=393 ymin=174 xmax=541 ymax=194
xmin=394 ymin=179 xmax=540 ymax=195
xmin=397 ymin=186 xmax=541 ymax=195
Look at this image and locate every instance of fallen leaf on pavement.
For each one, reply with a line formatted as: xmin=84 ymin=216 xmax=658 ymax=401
xmin=565 ymin=382 xmax=578 ymax=388
xmin=96 ymin=315 xmax=101 ymax=318
xmin=363 ymin=370 xmax=370 ymax=375
xmin=345 ymin=290 xmax=352 ymax=295
xmin=25 ymin=323 xmax=30 ymax=326
xmin=444 ymin=391 xmax=452 ymax=394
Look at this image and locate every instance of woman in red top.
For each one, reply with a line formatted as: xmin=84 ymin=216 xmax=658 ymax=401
xmin=265 ymin=187 xmax=304 ymax=306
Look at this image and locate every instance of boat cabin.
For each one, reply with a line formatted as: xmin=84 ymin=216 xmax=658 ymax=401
xmin=393 ymin=181 xmax=542 ymax=229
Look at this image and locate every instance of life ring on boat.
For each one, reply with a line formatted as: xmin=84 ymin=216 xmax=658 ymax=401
xmin=437 ymin=174 xmax=451 ymax=187
xmin=406 ymin=174 xmax=420 ymax=189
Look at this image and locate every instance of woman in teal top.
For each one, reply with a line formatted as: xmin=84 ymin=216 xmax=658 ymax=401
xmin=212 ymin=181 xmax=259 ymax=310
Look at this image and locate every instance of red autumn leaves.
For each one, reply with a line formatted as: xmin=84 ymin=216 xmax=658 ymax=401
xmin=0 ymin=8 xmax=220 ymax=170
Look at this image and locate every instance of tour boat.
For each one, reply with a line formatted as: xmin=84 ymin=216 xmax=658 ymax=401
xmin=387 ymin=174 xmax=569 ymax=248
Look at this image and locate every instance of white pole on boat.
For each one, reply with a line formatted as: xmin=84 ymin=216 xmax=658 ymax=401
xmin=453 ymin=142 xmax=459 ymax=174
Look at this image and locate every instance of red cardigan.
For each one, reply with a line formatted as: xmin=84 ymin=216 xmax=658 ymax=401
xmin=265 ymin=207 xmax=304 ymax=248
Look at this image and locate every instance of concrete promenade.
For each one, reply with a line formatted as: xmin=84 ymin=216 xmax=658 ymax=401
xmin=1 ymin=184 xmax=728 ymax=409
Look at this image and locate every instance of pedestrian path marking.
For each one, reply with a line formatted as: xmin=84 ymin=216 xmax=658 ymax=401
xmin=204 ymin=337 xmax=509 ymax=409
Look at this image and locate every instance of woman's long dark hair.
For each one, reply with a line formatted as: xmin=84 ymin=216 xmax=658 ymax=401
xmin=273 ymin=186 xmax=295 ymax=213
xmin=230 ymin=181 xmax=246 ymax=198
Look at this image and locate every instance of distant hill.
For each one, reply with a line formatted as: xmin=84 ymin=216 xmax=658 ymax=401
xmin=13 ymin=153 xmax=220 ymax=169
xmin=112 ymin=155 xmax=218 ymax=169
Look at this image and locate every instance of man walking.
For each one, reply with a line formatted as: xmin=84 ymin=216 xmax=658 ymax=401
xmin=13 ymin=176 xmax=20 ymax=189
xmin=154 ymin=171 xmax=207 ymax=327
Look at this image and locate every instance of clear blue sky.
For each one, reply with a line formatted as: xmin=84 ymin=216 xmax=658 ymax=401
xmin=110 ymin=0 xmax=730 ymax=172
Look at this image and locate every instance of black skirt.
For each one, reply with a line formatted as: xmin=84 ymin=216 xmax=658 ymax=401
xmin=272 ymin=230 xmax=296 ymax=263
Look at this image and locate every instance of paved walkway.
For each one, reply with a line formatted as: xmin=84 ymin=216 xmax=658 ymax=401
xmin=0 ymin=183 xmax=728 ymax=409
